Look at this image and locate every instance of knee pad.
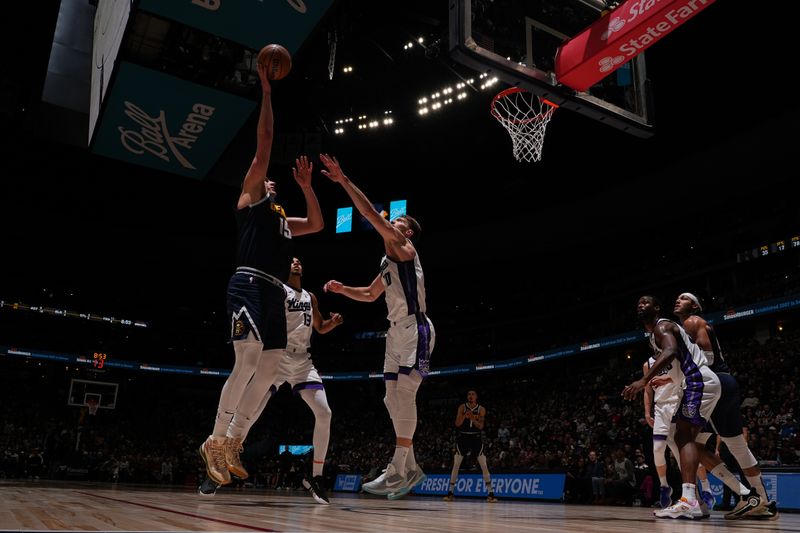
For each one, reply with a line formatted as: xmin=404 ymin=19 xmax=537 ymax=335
xmin=221 ymin=341 xmax=263 ymax=411
xmin=653 ymin=439 xmax=667 ymax=467
xmin=393 ymin=377 xmax=419 ymax=439
xmin=301 ymin=389 xmax=331 ymax=422
xmin=383 ymin=394 xmax=395 ymax=418
xmin=383 ymin=380 xmax=398 ymax=418
xmin=303 ymin=391 xmax=331 ymax=460
xmin=721 ymin=435 xmax=757 ymax=470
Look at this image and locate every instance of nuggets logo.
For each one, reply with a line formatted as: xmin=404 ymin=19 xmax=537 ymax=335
xmin=271 ymin=203 xmax=286 ymax=218
xmin=233 ymin=320 xmax=245 ymax=337
xmin=681 ymin=403 xmax=697 ymax=419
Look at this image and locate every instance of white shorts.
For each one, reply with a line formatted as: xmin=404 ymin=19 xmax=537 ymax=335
xmin=272 ymin=349 xmax=322 ymax=391
xmin=653 ymin=400 xmax=679 ymax=437
xmin=384 ymin=313 xmax=435 ymax=377
xmin=677 ymin=366 xmax=720 ymax=426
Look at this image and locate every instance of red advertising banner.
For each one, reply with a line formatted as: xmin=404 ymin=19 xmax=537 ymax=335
xmin=555 ymin=0 xmax=716 ymax=92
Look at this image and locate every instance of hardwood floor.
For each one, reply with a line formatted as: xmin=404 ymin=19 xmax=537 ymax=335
xmin=0 ymin=481 xmax=792 ymax=532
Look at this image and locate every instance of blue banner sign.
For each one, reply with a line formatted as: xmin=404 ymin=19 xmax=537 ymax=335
xmin=389 ymin=200 xmax=407 ymax=221
xmin=4 ymin=293 xmax=800 ymax=379
xmin=92 ymin=62 xmax=256 ymax=179
xmin=413 ymin=473 xmax=565 ymax=500
xmin=708 ymin=472 xmax=800 ymax=510
xmin=138 ymin=0 xmax=334 ymax=54
xmin=707 ymin=295 xmax=800 ymax=325
xmin=335 ymin=207 xmax=353 ymax=233
xmin=334 ymin=474 xmax=362 ymax=492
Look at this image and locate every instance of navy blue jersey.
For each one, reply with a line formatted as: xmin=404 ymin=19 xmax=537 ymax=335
xmin=705 ymin=324 xmax=731 ymax=374
xmin=458 ymin=404 xmax=482 ymax=435
xmin=235 ymin=195 xmax=292 ymax=281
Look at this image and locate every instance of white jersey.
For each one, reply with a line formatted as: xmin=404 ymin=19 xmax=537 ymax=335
xmin=646 ymin=353 xmax=684 ymax=405
xmin=380 ymin=253 xmax=427 ymax=323
xmin=284 ymin=285 xmax=312 ymax=353
xmin=650 ymin=319 xmax=720 ymax=426
xmin=650 ymin=318 xmax=709 ymax=380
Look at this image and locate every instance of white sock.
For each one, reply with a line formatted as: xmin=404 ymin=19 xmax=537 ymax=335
xmin=313 ymin=461 xmax=324 ymax=477
xmin=746 ymin=475 xmax=767 ymax=500
xmin=711 ymin=464 xmax=749 ymax=496
xmin=406 ymin=445 xmax=417 ymax=472
xmin=659 ymin=475 xmax=668 ymax=486
xmin=391 ymin=446 xmax=409 ymax=476
xmin=681 ymin=483 xmax=697 ymax=502
xmin=700 ymin=478 xmax=710 ymax=492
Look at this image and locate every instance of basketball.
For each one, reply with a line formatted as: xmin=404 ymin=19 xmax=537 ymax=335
xmin=258 ymin=44 xmax=291 ymax=81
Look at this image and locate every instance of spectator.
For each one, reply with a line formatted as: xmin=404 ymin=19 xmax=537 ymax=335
xmin=741 ymin=390 xmax=760 ymax=409
xmin=606 ymin=448 xmax=636 ymax=506
xmin=587 ymin=450 xmax=605 ymax=504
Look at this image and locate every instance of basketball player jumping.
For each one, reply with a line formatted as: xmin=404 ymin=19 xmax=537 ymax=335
xmin=623 ymin=295 xmax=720 ymax=519
xmin=200 ymin=257 xmax=342 ymax=504
xmin=199 ymin=60 xmax=324 ymax=487
xmin=443 ymin=389 xmax=497 ymax=502
xmin=673 ymin=292 xmax=777 ymax=520
xmin=320 ymin=153 xmax=434 ymax=501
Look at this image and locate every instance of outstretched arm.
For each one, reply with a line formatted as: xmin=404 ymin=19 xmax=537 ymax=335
xmin=286 ymin=155 xmax=324 ymax=236
xmin=319 ymin=154 xmax=407 ymax=247
xmin=323 ymin=274 xmax=385 ymax=303
xmin=238 ymin=64 xmax=273 ymax=209
xmin=310 ymin=292 xmax=343 ymax=334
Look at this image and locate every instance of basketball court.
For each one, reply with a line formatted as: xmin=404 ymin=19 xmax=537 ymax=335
xmin=0 ymin=480 xmax=792 ymax=532
xmin=2 ymin=1 xmax=796 ymax=532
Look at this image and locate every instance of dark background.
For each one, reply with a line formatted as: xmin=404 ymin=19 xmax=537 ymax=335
xmin=1 ymin=0 xmax=797 ymax=371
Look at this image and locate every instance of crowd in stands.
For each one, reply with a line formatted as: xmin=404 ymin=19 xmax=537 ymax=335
xmin=3 ymin=230 xmax=799 ymax=376
xmin=2 ymin=320 xmax=798 ymax=508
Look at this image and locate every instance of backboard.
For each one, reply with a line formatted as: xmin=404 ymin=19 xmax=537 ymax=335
xmin=67 ymin=378 xmax=118 ymax=410
xmin=450 ymin=0 xmax=653 ymax=137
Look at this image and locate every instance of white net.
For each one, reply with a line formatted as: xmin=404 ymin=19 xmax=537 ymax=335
xmin=491 ymin=88 xmax=557 ymax=162
xmin=86 ymin=400 xmax=99 ymax=416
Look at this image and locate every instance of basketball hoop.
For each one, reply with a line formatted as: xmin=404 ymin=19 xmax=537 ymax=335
xmin=86 ymin=398 xmax=99 ymax=416
xmin=490 ymin=87 xmax=558 ymax=162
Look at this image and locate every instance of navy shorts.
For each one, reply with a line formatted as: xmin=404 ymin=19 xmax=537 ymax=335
xmin=456 ymin=433 xmax=484 ymax=457
xmin=227 ymin=270 xmax=287 ymax=350
xmin=709 ymin=372 xmax=744 ymax=438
